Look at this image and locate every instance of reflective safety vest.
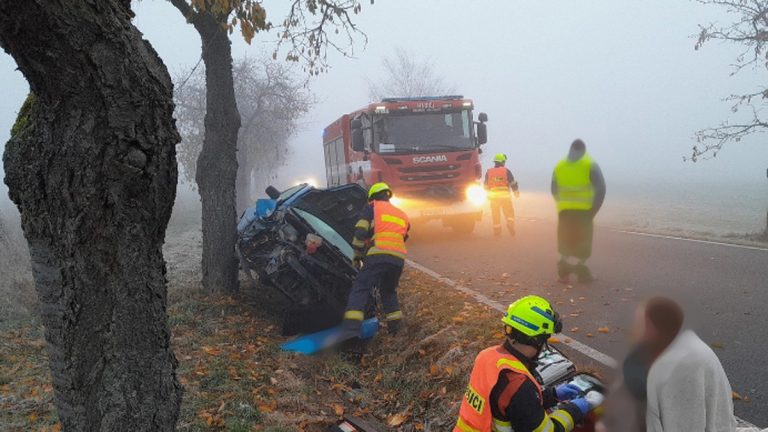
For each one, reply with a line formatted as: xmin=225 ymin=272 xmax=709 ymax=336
xmin=455 ymin=345 xmax=543 ymax=432
xmin=367 ymin=200 xmax=409 ymax=259
xmin=486 ymin=167 xmax=510 ymax=198
xmin=554 ymin=154 xmax=595 ymax=212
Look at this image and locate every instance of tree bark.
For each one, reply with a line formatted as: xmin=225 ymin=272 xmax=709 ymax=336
xmin=0 ymin=1 xmax=182 ymax=431
xmin=194 ymin=13 xmax=241 ymax=294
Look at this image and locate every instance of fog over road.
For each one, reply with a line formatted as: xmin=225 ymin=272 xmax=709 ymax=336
xmin=406 ymin=213 xmax=768 ymax=426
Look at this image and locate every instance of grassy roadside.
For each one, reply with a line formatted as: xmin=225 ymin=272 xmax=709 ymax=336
xmin=1 ymin=267 xmax=519 ymax=431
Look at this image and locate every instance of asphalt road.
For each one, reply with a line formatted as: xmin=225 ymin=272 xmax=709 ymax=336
xmin=406 ymin=216 xmax=768 ymax=426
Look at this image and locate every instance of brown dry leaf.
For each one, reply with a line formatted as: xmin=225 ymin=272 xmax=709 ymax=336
xmin=452 ymin=315 xmax=466 ymax=323
xmin=387 ymin=412 xmax=411 ymax=427
xmin=548 ymin=336 xmax=561 ymax=344
xmin=586 ymin=333 xmax=594 ymax=338
xmin=51 ymin=424 xmax=62 ymax=432
xmin=28 ymin=413 xmax=37 ymax=424
xmin=570 ymin=327 xmax=580 ymax=333
xmin=429 ymin=363 xmax=440 ymax=377
xmin=333 ymin=403 xmax=344 ymax=416
xmin=414 ymin=422 xmax=425 ymax=431
xmin=710 ymin=342 xmax=724 ymax=350
xmin=597 ymin=327 xmax=610 ymax=334
xmin=201 ymin=345 xmax=220 ymax=356
xmin=732 ymin=391 xmax=743 ymax=400
xmin=258 ymin=403 xmax=275 ymax=413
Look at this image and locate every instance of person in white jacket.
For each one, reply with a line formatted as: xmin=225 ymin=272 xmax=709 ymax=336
xmin=635 ymin=297 xmax=737 ymax=432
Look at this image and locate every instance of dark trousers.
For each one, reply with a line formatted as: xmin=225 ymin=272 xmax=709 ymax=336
xmin=557 ymin=210 xmax=594 ymax=261
xmin=344 ymin=254 xmax=404 ymax=323
xmin=490 ymin=197 xmax=515 ymax=234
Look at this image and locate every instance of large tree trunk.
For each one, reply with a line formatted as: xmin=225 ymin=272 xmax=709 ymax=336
xmin=0 ymin=1 xmax=182 ymax=431
xmin=195 ymin=13 xmax=241 ymax=294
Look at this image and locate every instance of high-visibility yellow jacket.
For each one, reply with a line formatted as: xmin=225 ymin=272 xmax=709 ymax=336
xmin=553 ymin=154 xmax=595 ymax=212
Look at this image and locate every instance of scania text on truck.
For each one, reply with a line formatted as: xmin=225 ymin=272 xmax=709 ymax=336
xmin=322 ymin=95 xmax=489 ymax=233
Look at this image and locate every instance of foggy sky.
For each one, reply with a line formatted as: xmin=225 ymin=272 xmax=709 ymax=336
xmin=2 ymin=0 xmax=767 ymax=208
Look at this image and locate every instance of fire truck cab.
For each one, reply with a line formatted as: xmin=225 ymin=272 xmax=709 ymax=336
xmin=322 ymin=95 xmax=489 ymax=234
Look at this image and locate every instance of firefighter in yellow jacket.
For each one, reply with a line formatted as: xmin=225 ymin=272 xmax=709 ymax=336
xmin=455 ymin=296 xmax=598 ymax=432
xmin=340 ymin=182 xmax=410 ymax=338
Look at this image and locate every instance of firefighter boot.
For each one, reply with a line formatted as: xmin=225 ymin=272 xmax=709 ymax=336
xmin=575 ymin=263 xmax=595 ymax=283
xmin=387 ymin=319 xmax=401 ymax=335
xmin=337 ymin=318 xmax=363 ymax=342
xmin=557 ymin=259 xmax=572 ymax=284
xmin=507 ymin=219 xmax=516 ymax=237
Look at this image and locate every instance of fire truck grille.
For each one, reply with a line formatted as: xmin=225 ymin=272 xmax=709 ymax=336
xmin=398 ymin=164 xmax=459 ymax=173
xmin=400 ymin=172 xmax=460 ymax=181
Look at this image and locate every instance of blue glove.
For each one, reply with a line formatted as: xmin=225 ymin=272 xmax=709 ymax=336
xmin=571 ymin=397 xmax=589 ymax=416
xmin=555 ymin=383 xmax=582 ymax=401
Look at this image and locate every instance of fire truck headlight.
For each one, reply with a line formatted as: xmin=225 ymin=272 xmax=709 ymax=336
xmin=466 ymin=184 xmax=487 ymax=207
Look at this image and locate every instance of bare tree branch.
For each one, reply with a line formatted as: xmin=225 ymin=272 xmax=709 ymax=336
xmin=367 ymin=47 xmax=455 ymax=101
xmin=173 ymin=55 xmax=313 ymax=189
xmin=275 ymin=0 xmax=369 ymax=75
xmin=693 ymin=0 xmax=768 ymax=160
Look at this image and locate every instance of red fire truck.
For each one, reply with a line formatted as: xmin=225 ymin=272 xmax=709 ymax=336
xmin=322 ymin=95 xmax=489 ymax=233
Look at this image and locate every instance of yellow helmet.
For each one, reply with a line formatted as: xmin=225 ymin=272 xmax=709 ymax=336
xmin=493 ymin=153 xmax=507 ymax=163
xmin=368 ymin=182 xmax=392 ymax=200
xmin=501 ymin=295 xmax=562 ymax=338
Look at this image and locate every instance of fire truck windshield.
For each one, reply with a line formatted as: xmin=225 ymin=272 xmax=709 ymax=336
xmin=372 ymin=109 xmax=474 ymax=154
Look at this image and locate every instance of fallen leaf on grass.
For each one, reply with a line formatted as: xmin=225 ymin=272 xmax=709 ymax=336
xmin=429 ymin=363 xmax=440 ymax=377
xmin=201 ymin=345 xmax=221 ymax=356
xmin=387 ymin=412 xmax=411 ymax=427
xmin=598 ymin=327 xmax=610 ymax=334
xmin=332 ymin=403 xmax=344 ymax=416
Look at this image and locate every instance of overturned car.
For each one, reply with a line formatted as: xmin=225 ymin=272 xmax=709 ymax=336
xmin=237 ymin=183 xmax=369 ymax=335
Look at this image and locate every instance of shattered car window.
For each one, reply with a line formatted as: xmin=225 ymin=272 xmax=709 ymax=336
xmin=293 ymin=208 xmax=354 ymax=260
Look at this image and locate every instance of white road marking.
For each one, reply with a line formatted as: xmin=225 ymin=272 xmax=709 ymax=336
xmin=613 ymin=230 xmax=768 ymax=252
xmin=405 ymin=258 xmax=761 ymax=429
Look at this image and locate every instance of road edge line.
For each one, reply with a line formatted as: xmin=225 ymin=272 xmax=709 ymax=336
xmin=613 ymin=230 xmax=768 ymax=252
xmin=405 ymin=258 xmax=760 ymax=430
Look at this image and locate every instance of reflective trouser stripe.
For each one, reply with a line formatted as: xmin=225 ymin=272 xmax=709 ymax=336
xmin=344 ymin=310 xmax=364 ymax=321
xmin=385 ymin=310 xmax=402 ymax=321
xmin=549 ymin=410 xmax=575 ymax=430
xmin=455 ymin=417 xmax=482 ymax=432
xmin=492 ymin=418 xmax=513 ymax=432
xmin=533 ymin=417 xmax=555 ymax=432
